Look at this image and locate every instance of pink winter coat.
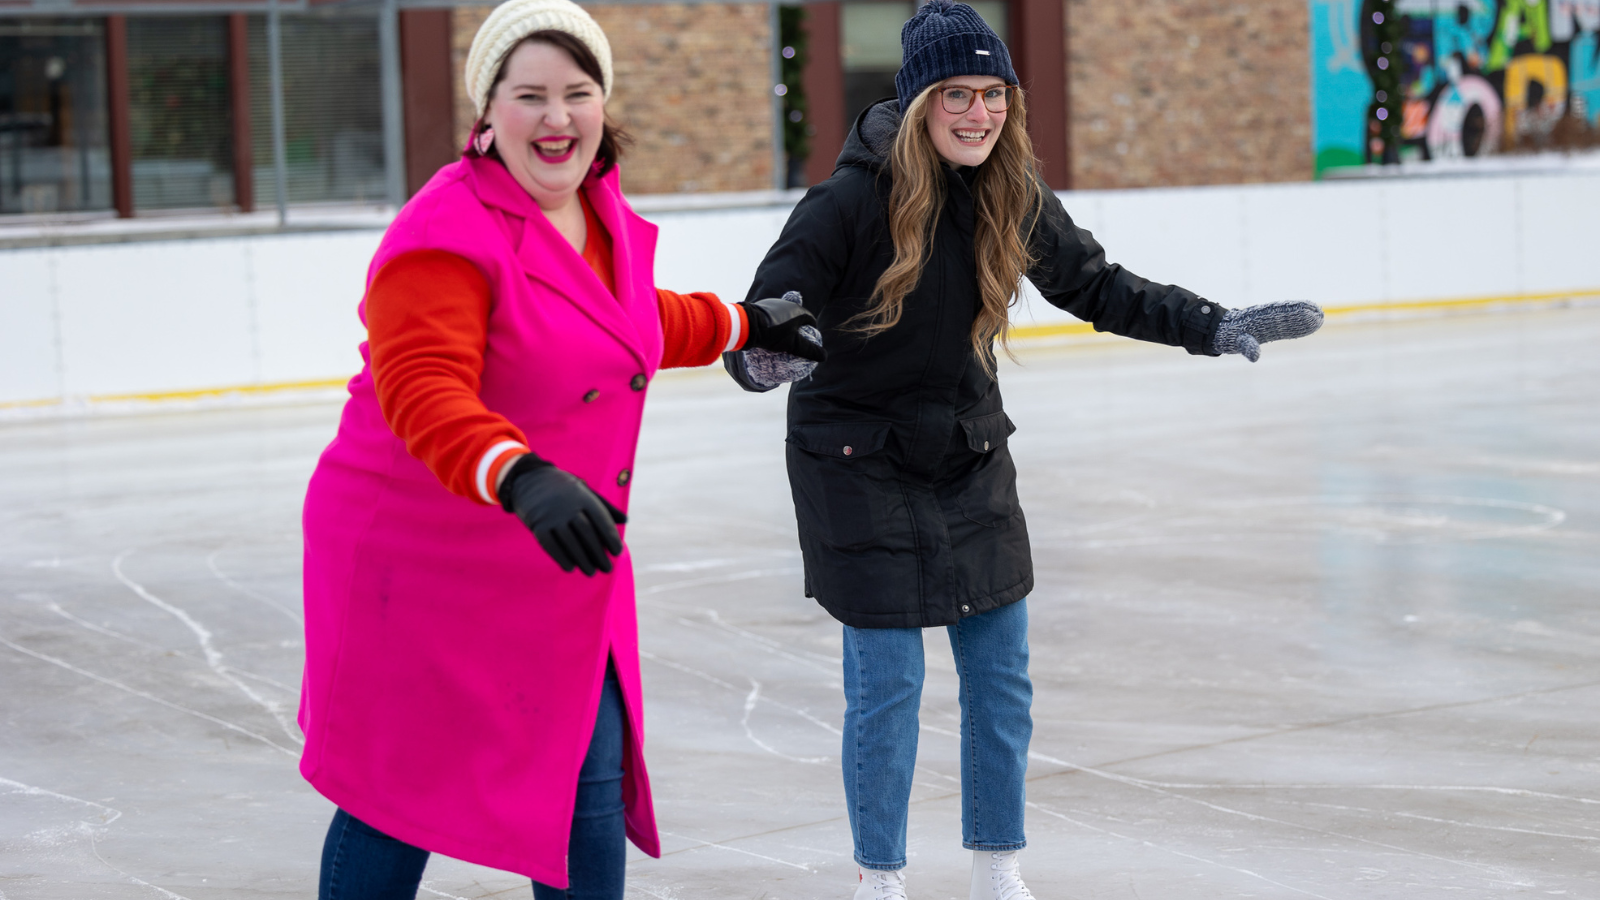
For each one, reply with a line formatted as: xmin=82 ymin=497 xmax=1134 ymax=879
xmin=298 ymin=155 xmax=663 ymax=886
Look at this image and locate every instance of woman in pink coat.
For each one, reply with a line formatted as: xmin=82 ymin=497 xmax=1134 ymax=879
xmin=297 ymin=2 xmax=823 ymax=897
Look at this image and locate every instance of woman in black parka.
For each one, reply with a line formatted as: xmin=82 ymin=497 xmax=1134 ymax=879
xmin=739 ymin=4 xmax=1323 ymax=898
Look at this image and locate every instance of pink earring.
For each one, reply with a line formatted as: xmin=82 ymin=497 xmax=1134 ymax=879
xmin=475 ymin=126 xmax=495 ymax=155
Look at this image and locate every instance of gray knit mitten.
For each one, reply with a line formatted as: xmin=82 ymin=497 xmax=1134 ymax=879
xmin=1208 ymin=300 xmax=1324 ymax=362
xmin=722 ymin=291 xmax=823 ymax=393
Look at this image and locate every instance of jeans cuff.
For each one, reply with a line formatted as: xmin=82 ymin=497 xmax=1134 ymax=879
xmin=964 ymin=840 xmax=1026 ymax=851
xmin=855 ymin=856 xmax=907 ymax=871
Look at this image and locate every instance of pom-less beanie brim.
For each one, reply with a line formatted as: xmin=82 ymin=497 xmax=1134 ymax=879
xmin=464 ymin=0 xmax=613 ymax=115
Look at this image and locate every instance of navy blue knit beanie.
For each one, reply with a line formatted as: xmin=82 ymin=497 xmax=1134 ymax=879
xmin=895 ymin=0 xmax=1017 ymax=113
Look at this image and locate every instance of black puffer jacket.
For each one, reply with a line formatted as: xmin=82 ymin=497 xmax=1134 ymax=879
xmin=746 ymin=100 xmax=1224 ymax=629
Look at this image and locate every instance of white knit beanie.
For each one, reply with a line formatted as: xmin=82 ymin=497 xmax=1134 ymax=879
xmin=464 ymin=0 xmax=613 ymax=114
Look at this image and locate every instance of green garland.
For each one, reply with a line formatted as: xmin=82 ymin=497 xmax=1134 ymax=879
xmin=779 ymin=5 xmax=810 ymax=180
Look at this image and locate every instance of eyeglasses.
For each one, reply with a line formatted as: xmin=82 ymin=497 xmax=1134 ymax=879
xmin=935 ymin=85 xmax=1015 ymax=115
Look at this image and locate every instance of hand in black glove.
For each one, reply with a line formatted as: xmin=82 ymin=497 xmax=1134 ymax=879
xmin=497 ymin=454 xmax=627 ymax=577
xmin=1208 ymin=300 xmax=1324 ymax=362
xmin=738 ymin=296 xmax=827 ymax=363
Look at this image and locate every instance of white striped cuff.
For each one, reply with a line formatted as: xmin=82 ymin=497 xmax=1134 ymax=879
xmin=722 ymin=301 xmax=744 ymax=353
xmin=475 ymin=440 xmax=528 ymax=505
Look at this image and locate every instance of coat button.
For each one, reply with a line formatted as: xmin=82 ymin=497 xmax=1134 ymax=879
xmin=961 ymin=604 xmax=972 ymax=614
xmin=617 ymin=468 xmax=631 ymax=486
xmin=630 ymin=374 xmax=647 ymax=391
xmin=983 ymin=440 xmax=990 ymax=451
xmin=1201 ymin=305 xmax=1212 ymax=314
xmin=583 ymin=389 xmax=599 ymax=403
xmin=842 ymin=446 xmax=853 ymax=456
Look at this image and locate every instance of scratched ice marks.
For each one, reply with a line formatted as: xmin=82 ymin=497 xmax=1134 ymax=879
xmin=2 ymin=306 xmax=1599 ymax=898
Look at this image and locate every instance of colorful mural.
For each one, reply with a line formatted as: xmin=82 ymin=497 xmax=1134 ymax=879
xmin=1311 ymin=0 xmax=1600 ymax=175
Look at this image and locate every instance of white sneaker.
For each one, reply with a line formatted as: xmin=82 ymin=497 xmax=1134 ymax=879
xmin=970 ymin=850 xmax=1034 ymax=900
xmin=853 ymin=866 xmax=908 ymax=900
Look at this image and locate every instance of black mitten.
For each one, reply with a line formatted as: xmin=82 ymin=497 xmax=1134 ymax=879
xmin=1208 ymin=300 xmax=1324 ymax=362
xmin=497 ymin=453 xmax=627 ymax=577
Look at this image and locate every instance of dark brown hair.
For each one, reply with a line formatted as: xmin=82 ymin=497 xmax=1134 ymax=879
xmin=468 ymin=30 xmax=631 ymax=176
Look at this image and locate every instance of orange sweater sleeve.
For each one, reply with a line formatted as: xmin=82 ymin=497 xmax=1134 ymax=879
xmin=366 ymin=250 xmax=528 ymax=505
xmin=657 ymin=289 xmax=748 ymax=368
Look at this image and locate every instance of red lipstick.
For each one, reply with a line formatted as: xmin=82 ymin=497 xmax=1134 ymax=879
xmin=534 ymin=137 xmax=577 ymax=165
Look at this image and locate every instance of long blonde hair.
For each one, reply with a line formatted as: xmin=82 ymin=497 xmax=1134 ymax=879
xmin=849 ymin=84 xmax=1043 ymax=377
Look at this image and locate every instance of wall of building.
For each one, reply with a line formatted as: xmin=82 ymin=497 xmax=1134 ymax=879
xmin=1067 ymin=0 xmax=1314 ymax=189
xmin=6 ymin=170 xmax=1599 ymax=408
xmin=451 ymin=2 xmax=776 ymax=195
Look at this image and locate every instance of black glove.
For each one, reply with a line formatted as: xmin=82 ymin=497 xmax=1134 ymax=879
xmin=497 ymin=453 xmax=627 ymax=577
xmin=738 ymin=296 xmax=827 ymax=363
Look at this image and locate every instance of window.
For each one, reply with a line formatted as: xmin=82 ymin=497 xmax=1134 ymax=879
xmin=127 ymin=16 xmax=235 ymax=210
xmin=248 ymin=10 xmax=384 ymax=206
xmin=842 ymin=1 xmax=912 ymax=130
xmin=3 ymin=9 xmax=390 ymax=218
xmin=0 ymin=18 xmax=111 ymax=215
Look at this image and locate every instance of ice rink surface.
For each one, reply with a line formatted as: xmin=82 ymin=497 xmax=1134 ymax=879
xmin=3 ymin=305 xmax=1598 ymax=899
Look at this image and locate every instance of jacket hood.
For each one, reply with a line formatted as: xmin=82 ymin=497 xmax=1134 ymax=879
xmin=837 ymin=98 xmax=901 ymax=172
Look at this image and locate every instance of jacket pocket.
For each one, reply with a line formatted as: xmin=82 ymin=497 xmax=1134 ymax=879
xmin=787 ymin=421 xmax=891 ymax=460
xmin=959 ymin=410 xmax=1016 ymax=454
xmin=786 ymin=422 xmax=894 ymax=548
xmin=953 ymin=416 xmax=1021 ymax=527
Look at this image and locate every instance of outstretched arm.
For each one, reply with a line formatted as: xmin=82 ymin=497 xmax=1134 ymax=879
xmin=656 ymin=289 xmax=746 ymax=369
xmin=1026 ymin=187 xmax=1322 ymax=360
xmin=1026 ymin=186 xmax=1225 ymax=355
xmin=655 ymin=289 xmax=827 ymax=370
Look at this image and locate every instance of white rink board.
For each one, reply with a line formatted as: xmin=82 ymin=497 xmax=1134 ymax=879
xmin=3 ymin=170 xmax=1599 ymax=405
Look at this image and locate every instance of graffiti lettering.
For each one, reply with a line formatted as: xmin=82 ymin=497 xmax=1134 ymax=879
xmin=1549 ymin=0 xmax=1600 ymax=42
xmin=1504 ymin=54 xmax=1569 ymax=136
xmin=1312 ymin=0 xmax=1600 ymax=173
xmin=1326 ymin=0 xmax=1368 ymax=74
xmin=1426 ymin=74 xmax=1504 ymax=156
xmin=1489 ymin=0 xmax=1553 ymax=71
xmin=1574 ymin=29 xmax=1600 ymax=117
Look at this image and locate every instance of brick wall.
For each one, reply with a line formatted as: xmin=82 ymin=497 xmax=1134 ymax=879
xmin=1067 ymin=0 xmax=1312 ymax=189
xmin=451 ymin=3 xmax=775 ymax=195
xmin=452 ymin=6 xmax=492 ymax=154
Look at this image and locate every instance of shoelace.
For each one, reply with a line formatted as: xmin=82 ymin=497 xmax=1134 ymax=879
xmin=868 ymin=871 xmax=908 ymax=900
xmin=987 ymin=852 xmax=1035 ymax=900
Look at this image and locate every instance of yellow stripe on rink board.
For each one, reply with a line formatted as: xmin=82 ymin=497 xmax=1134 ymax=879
xmin=1009 ymin=287 xmax=1600 ymax=342
xmin=1320 ymin=288 xmax=1600 ymax=318
xmin=0 ymin=378 xmax=350 ymax=412
xmin=4 ymin=288 xmax=1597 ymax=413
xmin=1010 ymin=322 xmax=1101 ymax=340
xmin=85 ymin=378 xmax=351 ymax=405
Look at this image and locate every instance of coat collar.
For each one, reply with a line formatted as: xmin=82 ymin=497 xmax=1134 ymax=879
xmin=838 ymin=99 xmax=977 ymax=207
xmin=465 ymin=156 xmax=650 ymax=369
xmin=837 ymin=98 xmax=897 ymax=174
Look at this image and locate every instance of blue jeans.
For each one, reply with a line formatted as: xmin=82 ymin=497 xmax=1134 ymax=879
xmin=841 ymin=599 xmax=1032 ymax=870
xmin=318 ymin=669 xmax=628 ymax=900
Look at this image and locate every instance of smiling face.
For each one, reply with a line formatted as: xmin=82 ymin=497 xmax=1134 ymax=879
xmin=924 ymin=76 xmax=1010 ymax=167
xmin=482 ymin=39 xmax=605 ymax=211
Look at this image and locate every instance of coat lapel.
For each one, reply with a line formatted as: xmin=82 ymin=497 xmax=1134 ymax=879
xmin=466 ymin=157 xmax=647 ymax=368
xmin=584 ymin=169 xmax=664 ymax=369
